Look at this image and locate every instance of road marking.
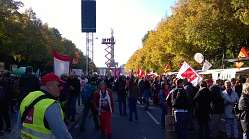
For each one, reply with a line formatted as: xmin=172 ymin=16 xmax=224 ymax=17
xmin=146 ymin=111 xmax=160 ymax=125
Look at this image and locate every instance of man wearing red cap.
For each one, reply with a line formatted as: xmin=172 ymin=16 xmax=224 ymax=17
xmin=18 ymin=72 xmax=72 ymax=139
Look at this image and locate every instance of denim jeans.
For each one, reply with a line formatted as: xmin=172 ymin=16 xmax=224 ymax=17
xmin=118 ymin=95 xmax=127 ymax=115
xmin=160 ymin=104 xmax=167 ymax=128
xmin=198 ymin=121 xmax=209 ymax=139
xmin=128 ymin=97 xmax=137 ymax=121
xmin=68 ymin=95 xmax=77 ymax=120
xmin=225 ymin=118 xmax=238 ymax=138
xmin=174 ymin=112 xmax=188 ymax=139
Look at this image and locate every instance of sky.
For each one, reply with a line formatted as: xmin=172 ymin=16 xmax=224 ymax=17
xmin=20 ymin=0 xmax=176 ymax=67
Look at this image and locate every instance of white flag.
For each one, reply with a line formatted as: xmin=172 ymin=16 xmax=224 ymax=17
xmin=177 ymin=61 xmax=202 ymax=86
xmin=53 ymin=51 xmax=71 ymax=77
xmin=202 ymin=60 xmax=212 ymax=72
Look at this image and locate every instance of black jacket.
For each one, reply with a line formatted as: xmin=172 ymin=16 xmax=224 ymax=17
xmin=169 ymin=87 xmax=190 ymax=110
xmin=239 ymin=93 xmax=249 ymax=133
xmin=209 ymin=85 xmax=224 ymax=114
xmin=194 ymin=87 xmax=211 ymax=122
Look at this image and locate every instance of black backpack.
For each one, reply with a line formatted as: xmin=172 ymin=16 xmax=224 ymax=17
xmin=172 ymin=88 xmax=190 ymax=109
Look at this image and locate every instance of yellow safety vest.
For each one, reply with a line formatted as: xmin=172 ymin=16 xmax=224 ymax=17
xmin=19 ymin=91 xmax=64 ymax=139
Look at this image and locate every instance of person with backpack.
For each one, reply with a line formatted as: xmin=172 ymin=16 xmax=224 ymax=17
xmin=239 ymin=82 xmax=249 ymax=139
xmin=167 ymin=79 xmax=191 ymax=139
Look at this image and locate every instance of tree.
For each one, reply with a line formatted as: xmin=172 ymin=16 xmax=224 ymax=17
xmin=126 ymin=0 xmax=249 ymax=73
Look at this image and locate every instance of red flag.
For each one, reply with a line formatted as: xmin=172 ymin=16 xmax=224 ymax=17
xmin=137 ymin=69 xmax=145 ymax=78
xmin=236 ymin=47 xmax=249 ymax=68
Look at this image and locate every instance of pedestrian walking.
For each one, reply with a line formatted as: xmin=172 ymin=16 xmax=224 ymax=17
xmin=117 ymin=76 xmax=127 ymax=116
xmin=80 ymin=77 xmax=99 ymax=131
xmin=127 ymin=77 xmax=139 ymax=122
xmin=93 ymin=81 xmax=114 ymax=139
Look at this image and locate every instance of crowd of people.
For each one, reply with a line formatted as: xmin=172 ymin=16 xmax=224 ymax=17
xmin=1 ymin=67 xmax=249 ymax=139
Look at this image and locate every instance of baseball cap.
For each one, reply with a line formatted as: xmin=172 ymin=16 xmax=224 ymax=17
xmin=41 ymin=72 xmax=64 ymax=85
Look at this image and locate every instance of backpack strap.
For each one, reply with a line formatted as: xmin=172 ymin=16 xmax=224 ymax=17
xmin=21 ymin=95 xmax=49 ymax=124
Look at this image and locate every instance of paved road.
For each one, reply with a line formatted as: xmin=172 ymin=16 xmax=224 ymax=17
xmin=0 ymin=99 xmax=166 ymax=139
xmin=70 ymin=103 xmax=166 ymax=139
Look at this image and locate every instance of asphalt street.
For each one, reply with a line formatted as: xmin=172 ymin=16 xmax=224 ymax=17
xmin=70 ymin=103 xmax=166 ymax=139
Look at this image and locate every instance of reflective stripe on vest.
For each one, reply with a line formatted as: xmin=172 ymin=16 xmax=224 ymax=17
xmin=20 ymin=91 xmax=64 ymax=139
xmin=21 ymin=126 xmax=55 ymax=139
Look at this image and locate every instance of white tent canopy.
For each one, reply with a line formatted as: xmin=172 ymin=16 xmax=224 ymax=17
xmin=198 ymin=67 xmax=249 ymax=81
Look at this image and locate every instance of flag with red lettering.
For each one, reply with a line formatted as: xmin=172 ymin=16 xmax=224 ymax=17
xmin=53 ymin=51 xmax=71 ymax=77
xmin=177 ymin=61 xmax=202 ymax=86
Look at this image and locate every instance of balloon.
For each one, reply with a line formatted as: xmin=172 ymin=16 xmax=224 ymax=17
xmin=194 ymin=53 xmax=204 ymax=63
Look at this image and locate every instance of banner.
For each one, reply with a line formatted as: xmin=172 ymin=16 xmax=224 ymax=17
xmin=202 ymin=60 xmax=212 ymax=71
xmin=177 ymin=61 xmax=202 ymax=86
xmin=53 ymin=51 xmax=71 ymax=77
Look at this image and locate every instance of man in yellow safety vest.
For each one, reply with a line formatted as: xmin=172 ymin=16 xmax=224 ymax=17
xmin=18 ymin=72 xmax=72 ymax=139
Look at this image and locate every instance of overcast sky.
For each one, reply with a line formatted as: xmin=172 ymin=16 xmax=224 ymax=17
xmin=20 ymin=0 xmax=176 ymax=67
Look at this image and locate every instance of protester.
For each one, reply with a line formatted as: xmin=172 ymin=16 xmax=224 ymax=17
xmin=18 ymin=66 xmax=40 ymax=105
xmin=239 ymin=82 xmax=249 ymax=139
xmin=167 ymin=78 xmax=191 ymax=139
xmin=80 ymin=77 xmax=99 ymax=131
xmin=93 ymin=81 xmax=114 ymax=139
xmin=193 ymin=81 xmax=211 ymax=139
xmin=159 ymin=82 xmax=169 ymax=129
xmin=209 ymin=79 xmax=225 ymax=139
xmin=67 ymin=74 xmax=81 ymax=122
xmin=18 ymin=72 xmax=72 ymax=139
xmin=127 ymin=77 xmax=139 ymax=122
xmin=143 ymin=78 xmax=151 ymax=111
xmin=223 ymin=80 xmax=239 ymax=139
xmin=0 ymin=72 xmax=11 ymax=136
xmin=117 ymin=76 xmax=127 ymax=116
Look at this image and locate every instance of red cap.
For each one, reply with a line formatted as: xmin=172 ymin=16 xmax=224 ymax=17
xmin=41 ymin=72 xmax=64 ymax=85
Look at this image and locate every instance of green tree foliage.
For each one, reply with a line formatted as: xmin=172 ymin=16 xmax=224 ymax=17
xmin=0 ymin=0 xmax=95 ymax=72
xmin=125 ymin=0 xmax=249 ymax=73
xmin=231 ymin=0 xmax=249 ymax=25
